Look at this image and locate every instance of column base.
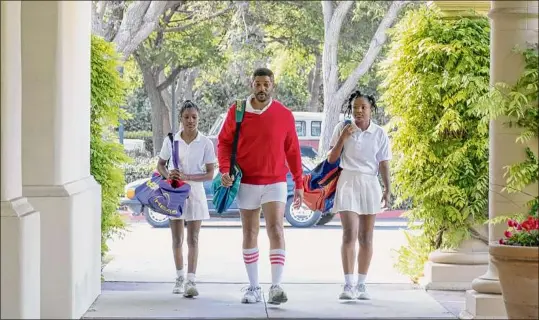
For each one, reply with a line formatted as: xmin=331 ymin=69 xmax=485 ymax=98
xmin=24 ymin=176 xmax=102 ymax=319
xmin=459 ymin=290 xmax=507 ymax=319
xmin=1 ymin=197 xmax=40 ymax=319
xmin=420 ymin=261 xmax=488 ymax=290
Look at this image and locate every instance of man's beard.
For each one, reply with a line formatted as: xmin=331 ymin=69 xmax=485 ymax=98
xmin=255 ymin=92 xmax=269 ymax=102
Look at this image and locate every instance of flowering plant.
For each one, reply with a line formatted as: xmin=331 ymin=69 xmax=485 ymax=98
xmin=499 ymin=216 xmax=539 ymax=247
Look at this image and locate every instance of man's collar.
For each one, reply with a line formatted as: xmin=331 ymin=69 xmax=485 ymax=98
xmin=246 ymin=94 xmax=273 ymax=113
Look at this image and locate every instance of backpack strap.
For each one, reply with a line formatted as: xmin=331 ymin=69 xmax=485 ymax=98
xmin=229 ymin=100 xmax=246 ymax=176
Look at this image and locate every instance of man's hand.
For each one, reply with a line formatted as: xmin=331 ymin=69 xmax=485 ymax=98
xmin=221 ymin=172 xmax=234 ymax=187
xmin=293 ymin=188 xmax=304 ymax=209
xmin=168 ymin=169 xmax=181 ymax=180
xmin=381 ymin=190 xmax=391 ymax=211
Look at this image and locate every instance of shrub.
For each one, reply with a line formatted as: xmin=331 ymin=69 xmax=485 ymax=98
xmin=123 ymin=151 xmax=157 ymax=184
xmin=124 ymin=130 xmax=153 ymax=154
xmin=378 ymin=7 xmax=491 ymax=281
xmin=91 ymin=35 xmax=131 ymax=257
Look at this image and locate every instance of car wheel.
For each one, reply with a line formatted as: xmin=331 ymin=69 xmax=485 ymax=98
xmin=144 ymin=206 xmax=170 ymax=228
xmin=316 ymin=212 xmax=336 ymax=226
xmin=284 ymin=196 xmax=321 ymax=228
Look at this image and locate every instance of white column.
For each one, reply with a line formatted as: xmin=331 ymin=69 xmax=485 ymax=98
xmin=0 ymin=1 xmax=41 ymax=319
xmin=461 ymin=1 xmax=538 ymax=319
xmin=20 ymin=1 xmax=102 ymax=319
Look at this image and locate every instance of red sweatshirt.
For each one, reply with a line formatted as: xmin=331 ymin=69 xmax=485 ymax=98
xmin=217 ymin=100 xmax=303 ymax=189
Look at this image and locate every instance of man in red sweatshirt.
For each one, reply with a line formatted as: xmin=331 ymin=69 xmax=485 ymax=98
xmin=218 ymin=68 xmax=304 ymax=305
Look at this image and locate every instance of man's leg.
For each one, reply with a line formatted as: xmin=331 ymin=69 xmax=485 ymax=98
xmin=237 ymin=184 xmax=263 ymax=304
xmin=356 ymin=214 xmax=376 ymax=300
xmin=240 ymin=208 xmax=262 ymax=303
xmin=261 ymin=182 xmax=288 ymax=304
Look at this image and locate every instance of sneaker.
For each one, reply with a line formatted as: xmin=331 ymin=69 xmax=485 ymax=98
xmin=268 ymin=285 xmax=288 ymax=305
xmin=172 ymin=276 xmax=184 ymax=294
xmin=183 ymin=280 xmax=199 ymax=298
xmin=241 ymin=286 xmax=262 ymax=304
xmin=356 ymin=283 xmax=370 ymax=300
xmin=339 ymin=284 xmax=355 ymax=300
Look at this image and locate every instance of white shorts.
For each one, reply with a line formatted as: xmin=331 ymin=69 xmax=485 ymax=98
xmin=237 ymin=182 xmax=288 ymax=210
xmin=170 ymin=181 xmax=210 ymax=221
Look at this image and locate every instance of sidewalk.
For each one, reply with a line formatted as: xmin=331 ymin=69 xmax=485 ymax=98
xmin=84 ymin=282 xmax=460 ymax=319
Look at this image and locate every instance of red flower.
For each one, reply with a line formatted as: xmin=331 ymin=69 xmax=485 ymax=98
xmin=504 ymin=230 xmax=512 ymax=238
xmin=499 ymin=239 xmax=505 ymax=244
xmin=508 ymin=219 xmax=515 ymax=227
xmin=516 ymin=224 xmax=523 ymax=230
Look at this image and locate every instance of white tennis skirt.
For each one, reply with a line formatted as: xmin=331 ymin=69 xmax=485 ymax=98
xmin=332 ymin=169 xmax=383 ymax=215
xmin=170 ymin=181 xmax=210 ymax=221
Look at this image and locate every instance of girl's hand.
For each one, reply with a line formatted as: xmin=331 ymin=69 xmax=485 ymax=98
xmin=340 ymin=124 xmax=356 ymax=141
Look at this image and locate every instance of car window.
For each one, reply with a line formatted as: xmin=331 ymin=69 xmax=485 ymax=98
xmin=311 ymin=121 xmax=321 ymax=137
xmin=295 ymin=120 xmax=306 ymax=136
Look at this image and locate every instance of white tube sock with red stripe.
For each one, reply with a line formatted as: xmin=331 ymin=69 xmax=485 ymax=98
xmin=243 ymin=248 xmax=259 ymax=287
xmin=269 ymin=249 xmax=286 ymax=286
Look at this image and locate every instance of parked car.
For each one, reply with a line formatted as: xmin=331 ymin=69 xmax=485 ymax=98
xmin=121 ymin=155 xmax=328 ymax=229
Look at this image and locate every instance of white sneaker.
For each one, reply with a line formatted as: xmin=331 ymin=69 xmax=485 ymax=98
xmin=172 ymin=276 xmax=184 ymax=294
xmin=339 ymin=284 xmax=355 ymax=300
xmin=241 ymin=286 xmax=262 ymax=304
xmin=356 ymin=283 xmax=370 ymax=300
xmin=183 ymin=280 xmax=199 ymax=298
xmin=268 ymin=285 xmax=288 ymax=305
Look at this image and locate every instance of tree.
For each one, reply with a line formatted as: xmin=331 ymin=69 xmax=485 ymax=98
xmin=133 ymin=1 xmax=235 ymax=154
xmin=318 ymin=0 xmax=410 ymax=155
xmin=91 ymin=1 xmax=176 ymax=61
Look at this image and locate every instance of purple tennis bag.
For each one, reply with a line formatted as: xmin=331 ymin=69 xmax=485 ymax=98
xmin=134 ymin=133 xmax=191 ymax=218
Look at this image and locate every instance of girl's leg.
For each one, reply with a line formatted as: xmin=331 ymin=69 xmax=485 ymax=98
xmin=339 ymin=211 xmax=359 ymax=299
xmin=170 ymin=219 xmax=185 ymax=294
xmin=356 ymin=214 xmax=376 ymax=299
xmin=184 ymin=220 xmax=202 ymax=297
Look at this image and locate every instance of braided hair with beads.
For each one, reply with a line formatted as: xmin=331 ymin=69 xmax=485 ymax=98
xmin=343 ymin=90 xmax=378 ymax=119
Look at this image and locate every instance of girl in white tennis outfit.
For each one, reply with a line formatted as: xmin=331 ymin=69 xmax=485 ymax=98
xmin=156 ymin=100 xmax=216 ymax=298
xmin=327 ymin=90 xmax=392 ymax=301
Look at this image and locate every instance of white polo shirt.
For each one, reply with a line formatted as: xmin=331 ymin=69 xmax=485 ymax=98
xmin=329 ymin=121 xmax=392 ymax=175
xmin=158 ymin=131 xmax=216 ymax=175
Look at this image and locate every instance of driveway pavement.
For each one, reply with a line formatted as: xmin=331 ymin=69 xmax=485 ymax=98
xmin=85 ymin=221 xmax=463 ymax=319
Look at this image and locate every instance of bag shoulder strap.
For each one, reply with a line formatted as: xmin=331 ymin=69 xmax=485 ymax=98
xmin=167 ymin=132 xmax=180 ymax=170
xmin=229 ymin=100 xmax=246 ymax=175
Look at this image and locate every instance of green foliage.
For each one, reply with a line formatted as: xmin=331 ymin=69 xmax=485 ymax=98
xmin=123 ymin=87 xmax=152 ymax=132
xmin=378 ymin=7 xmax=491 ymax=278
xmin=391 ymin=230 xmax=434 ymax=283
xmin=474 ymin=44 xmax=539 ymax=221
xmin=122 ymin=151 xmax=156 ymax=184
xmin=91 ymin=35 xmax=131 ymax=257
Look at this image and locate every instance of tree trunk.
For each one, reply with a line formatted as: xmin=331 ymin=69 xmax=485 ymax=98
xmin=318 ymin=0 xmax=408 ymax=155
xmin=136 ymin=56 xmax=169 ymax=155
xmin=308 ymin=53 xmax=322 ymax=112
